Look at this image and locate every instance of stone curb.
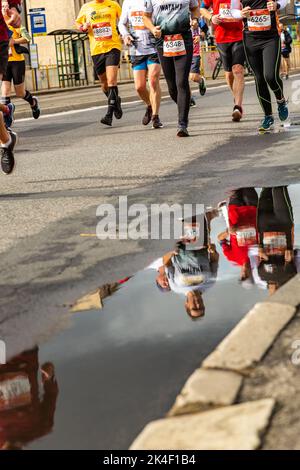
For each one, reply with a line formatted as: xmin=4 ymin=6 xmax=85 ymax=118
xmin=202 ymin=302 xmax=296 ymax=373
xmin=130 ymin=399 xmax=275 ymax=450
xmin=168 ymin=368 xmax=243 ymax=417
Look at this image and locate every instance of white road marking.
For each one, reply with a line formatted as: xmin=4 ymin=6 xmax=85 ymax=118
xmin=16 ymin=74 xmax=300 ymax=123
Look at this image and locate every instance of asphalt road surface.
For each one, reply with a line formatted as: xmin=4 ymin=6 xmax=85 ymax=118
xmin=1 ymin=76 xmax=300 ymax=449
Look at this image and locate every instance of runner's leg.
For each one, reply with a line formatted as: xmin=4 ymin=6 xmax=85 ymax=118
xmin=156 ymin=51 xmax=178 ymax=104
xmin=148 ymin=63 xmax=161 ymax=116
xmin=98 ymin=72 xmax=108 ymax=96
xmin=1 ymin=78 xmax=11 ymax=105
xmin=231 ymin=41 xmax=245 ymax=110
xmin=225 ymin=71 xmax=234 ymax=92
xmin=262 ymin=37 xmax=284 ymax=103
xmin=174 ymin=43 xmax=193 ymax=128
xmin=244 ymin=36 xmax=273 ymax=117
xmin=133 ymin=68 xmax=150 ymax=105
xmin=232 ymin=64 xmax=244 ymax=108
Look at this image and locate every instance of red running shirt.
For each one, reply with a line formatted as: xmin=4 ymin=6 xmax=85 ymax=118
xmin=203 ymin=0 xmax=243 ymax=44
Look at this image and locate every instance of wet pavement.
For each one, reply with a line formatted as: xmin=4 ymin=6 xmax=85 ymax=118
xmin=1 ymin=184 xmax=300 ymax=450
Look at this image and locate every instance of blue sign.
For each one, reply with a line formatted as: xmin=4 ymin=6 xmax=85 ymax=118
xmin=30 ymin=10 xmax=47 ymax=37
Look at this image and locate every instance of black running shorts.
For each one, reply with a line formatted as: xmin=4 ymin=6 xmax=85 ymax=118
xmin=3 ymin=60 xmax=26 ymax=85
xmin=217 ymin=40 xmax=245 ymax=72
xmin=92 ymin=48 xmax=121 ymax=76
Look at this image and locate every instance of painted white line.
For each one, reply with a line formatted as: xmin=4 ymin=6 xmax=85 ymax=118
xmin=17 ymin=74 xmax=300 ymax=123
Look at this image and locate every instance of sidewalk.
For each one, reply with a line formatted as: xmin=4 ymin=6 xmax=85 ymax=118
xmin=131 ymin=275 xmax=300 ymax=450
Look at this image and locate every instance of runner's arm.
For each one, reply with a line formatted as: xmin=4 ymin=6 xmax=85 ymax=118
xmin=200 ymin=1 xmax=214 ymax=24
xmin=75 ymin=7 xmax=89 ymax=32
xmin=11 ymin=35 xmax=28 ymax=45
xmin=118 ymin=0 xmax=130 ymax=38
xmin=190 ymin=0 xmax=201 ymax=19
xmin=143 ymin=0 xmax=161 ymax=37
xmin=5 ymin=2 xmax=22 ymax=28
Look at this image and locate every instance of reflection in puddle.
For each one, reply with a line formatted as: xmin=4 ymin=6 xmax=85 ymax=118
xmin=1 ymin=185 xmax=300 ymax=449
xmin=0 ymin=349 xmax=58 ymax=450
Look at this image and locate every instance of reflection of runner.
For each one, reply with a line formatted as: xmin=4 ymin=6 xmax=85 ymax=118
xmin=1 ymin=25 xmax=40 ymax=119
xmin=143 ymin=0 xmax=201 ymax=137
xmin=0 ymin=348 xmax=58 ymax=450
xmin=218 ymin=188 xmax=258 ymax=281
xmin=76 ymin=0 xmax=123 ymax=127
xmin=119 ymin=0 xmax=163 ymax=128
xmin=155 ymin=216 xmax=219 ymax=319
xmin=254 ymin=186 xmax=296 ymax=294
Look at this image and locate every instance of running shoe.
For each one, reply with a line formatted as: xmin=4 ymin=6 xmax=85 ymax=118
xmin=31 ymin=96 xmax=41 ymax=119
xmin=152 ymin=115 xmax=163 ymax=129
xmin=232 ymin=105 xmax=243 ymax=122
xmin=277 ymin=99 xmax=289 ymax=122
xmin=4 ymin=103 xmax=15 ymax=129
xmin=177 ymin=127 xmax=189 ymax=137
xmin=1 ymin=130 xmax=17 ymax=175
xmin=258 ymin=115 xmax=274 ymax=133
xmin=142 ymin=105 xmax=152 ymax=126
xmin=101 ymin=113 xmax=113 ymax=127
xmin=190 ymin=96 xmax=196 ymax=107
xmin=199 ymin=77 xmax=206 ymax=96
xmin=114 ymin=97 xmax=123 ymax=120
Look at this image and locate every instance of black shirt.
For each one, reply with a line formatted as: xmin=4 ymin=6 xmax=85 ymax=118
xmin=241 ymin=0 xmax=279 ymax=38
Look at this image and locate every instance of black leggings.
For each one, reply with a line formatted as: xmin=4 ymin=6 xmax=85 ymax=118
xmin=243 ymin=34 xmax=284 ymax=116
xmin=257 ymin=187 xmax=294 ymax=249
xmin=157 ymin=36 xmax=193 ymax=127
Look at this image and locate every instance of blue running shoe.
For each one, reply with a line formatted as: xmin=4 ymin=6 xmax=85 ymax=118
xmin=4 ymin=103 xmax=15 ymax=129
xmin=277 ymin=99 xmax=289 ymax=122
xmin=258 ymin=115 xmax=274 ymax=133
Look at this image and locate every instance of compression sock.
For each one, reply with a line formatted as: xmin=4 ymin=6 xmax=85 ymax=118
xmin=1 ymin=97 xmax=11 ymax=105
xmin=23 ymin=90 xmax=35 ymax=106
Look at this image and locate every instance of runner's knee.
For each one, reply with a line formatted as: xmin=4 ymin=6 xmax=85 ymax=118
xmin=232 ymin=64 xmax=244 ymax=76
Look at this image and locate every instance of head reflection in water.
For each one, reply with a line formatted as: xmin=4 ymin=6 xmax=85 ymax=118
xmin=185 ymin=291 xmax=205 ymax=320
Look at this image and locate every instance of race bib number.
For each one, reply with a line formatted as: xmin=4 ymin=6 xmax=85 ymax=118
xmin=236 ymin=227 xmax=257 ymax=247
xmin=163 ymin=34 xmax=186 ymax=57
xmin=130 ymin=11 xmax=145 ymax=30
xmin=219 ymin=4 xmax=237 ymax=22
xmin=93 ymin=22 xmax=112 ymax=41
xmin=263 ymin=232 xmax=287 ymax=254
xmin=0 ymin=374 xmax=31 ymax=411
xmin=247 ymin=9 xmax=271 ymax=31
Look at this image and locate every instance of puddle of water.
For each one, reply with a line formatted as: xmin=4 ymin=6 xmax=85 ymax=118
xmin=1 ymin=185 xmax=300 ymax=450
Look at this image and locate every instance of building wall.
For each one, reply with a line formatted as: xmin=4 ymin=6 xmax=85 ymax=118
xmin=23 ymin=0 xmax=84 ymax=65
